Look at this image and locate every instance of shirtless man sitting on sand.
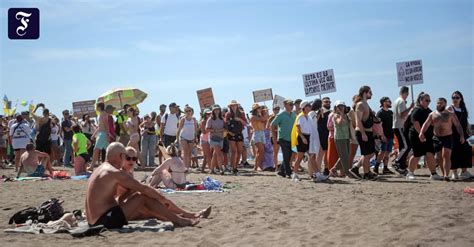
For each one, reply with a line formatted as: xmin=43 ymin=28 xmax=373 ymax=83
xmin=419 ymin=98 xmax=465 ymax=181
xmin=85 ymin=142 xmax=207 ymax=229
xmin=17 ymin=144 xmax=55 ymax=178
xmin=117 ymin=146 xmax=210 ymax=220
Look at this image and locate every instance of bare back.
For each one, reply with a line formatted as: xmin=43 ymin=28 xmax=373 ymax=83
xmin=98 ymin=111 xmax=108 ymax=132
xmin=431 ymin=110 xmax=453 ymax=137
xmin=20 ymin=151 xmax=40 ymax=174
xmin=85 ymin=163 xmax=125 ymax=224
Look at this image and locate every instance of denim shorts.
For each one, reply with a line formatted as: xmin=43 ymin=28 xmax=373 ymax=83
xmin=209 ymin=139 xmax=224 ymax=148
xmin=252 ymin=130 xmax=266 ymax=144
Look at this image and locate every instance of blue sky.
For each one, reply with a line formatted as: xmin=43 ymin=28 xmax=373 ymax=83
xmin=1 ymin=0 xmax=472 ymax=118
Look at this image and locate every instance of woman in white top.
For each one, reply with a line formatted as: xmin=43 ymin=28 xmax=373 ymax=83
xmin=177 ymin=106 xmax=198 ymax=168
xmin=50 ymin=117 xmax=61 ymax=166
xmin=293 ymin=101 xmax=313 ymax=180
xmin=126 ymin=108 xmax=140 ymax=152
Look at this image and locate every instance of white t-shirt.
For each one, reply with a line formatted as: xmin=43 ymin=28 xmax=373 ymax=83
xmin=50 ymin=125 xmax=60 ymax=141
xmin=393 ymin=97 xmax=407 ymax=129
xmin=161 ymin=113 xmax=179 ymax=136
xmin=9 ymin=121 xmax=32 ymax=149
xmin=297 ymin=114 xmax=313 ymax=135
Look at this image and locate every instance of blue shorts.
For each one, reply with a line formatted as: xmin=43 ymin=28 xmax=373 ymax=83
xmin=95 ymin=131 xmax=109 ymax=150
xmin=209 ymin=139 xmax=224 ymax=148
xmin=252 ymin=130 xmax=266 ymax=144
xmin=381 ymin=139 xmax=394 ymax=152
xmin=28 ymin=164 xmax=45 ymax=177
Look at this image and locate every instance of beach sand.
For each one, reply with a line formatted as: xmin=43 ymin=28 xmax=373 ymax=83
xmin=0 ymin=165 xmax=473 ymax=247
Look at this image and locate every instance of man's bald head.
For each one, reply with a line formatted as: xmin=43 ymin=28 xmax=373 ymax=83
xmin=106 ymin=142 xmax=126 ymax=167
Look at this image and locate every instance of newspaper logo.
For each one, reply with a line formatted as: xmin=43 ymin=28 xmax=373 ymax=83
xmin=8 ymin=8 xmax=40 ymax=39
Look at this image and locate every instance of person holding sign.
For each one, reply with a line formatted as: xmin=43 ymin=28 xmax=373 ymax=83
xmin=225 ymin=100 xmax=247 ymax=175
xmin=418 ymin=98 xmax=465 ymax=181
xmin=250 ymin=104 xmax=269 ymax=171
xmin=351 ymin=86 xmax=378 ymax=180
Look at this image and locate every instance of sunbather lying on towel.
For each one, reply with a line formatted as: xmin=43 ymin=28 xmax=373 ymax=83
xmin=17 ymin=144 xmax=55 ymax=178
xmin=148 ymin=144 xmax=188 ymax=189
xmin=85 ymin=142 xmax=210 ymax=229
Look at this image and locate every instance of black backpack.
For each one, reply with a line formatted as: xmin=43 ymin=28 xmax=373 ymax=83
xmin=8 ymin=198 xmax=64 ymax=224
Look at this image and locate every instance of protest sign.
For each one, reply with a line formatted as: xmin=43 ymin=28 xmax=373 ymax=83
xmin=273 ymin=94 xmax=286 ymax=109
xmin=302 ymin=69 xmax=336 ymax=97
xmin=396 ymin=60 xmax=423 ymax=87
xmin=196 ymin=88 xmax=215 ymax=109
xmin=72 ymin=100 xmax=97 ymax=118
xmin=253 ymin=88 xmax=273 ymax=103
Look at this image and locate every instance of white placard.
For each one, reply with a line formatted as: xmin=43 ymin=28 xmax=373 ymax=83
xmin=273 ymin=95 xmax=286 ymax=109
xmin=396 ymin=60 xmax=423 ymax=87
xmin=253 ymin=88 xmax=273 ymax=103
xmin=302 ymin=69 xmax=336 ymax=97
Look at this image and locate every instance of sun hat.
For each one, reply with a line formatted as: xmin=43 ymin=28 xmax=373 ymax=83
xmin=228 ymin=100 xmax=240 ymax=106
xmin=334 ymin=100 xmax=346 ymax=107
xmin=300 ymin=100 xmax=311 ymax=109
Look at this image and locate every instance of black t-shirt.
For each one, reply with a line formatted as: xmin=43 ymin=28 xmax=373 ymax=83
xmin=317 ymin=110 xmax=331 ymax=137
xmin=376 ymin=109 xmax=394 ymax=139
xmin=410 ymin=106 xmax=433 ymax=139
xmin=61 ymin=120 xmax=73 ymax=140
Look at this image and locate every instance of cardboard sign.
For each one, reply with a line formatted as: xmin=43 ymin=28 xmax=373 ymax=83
xmin=302 ymin=69 xmax=336 ymax=97
xmin=72 ymin=100 xmax=97 ymax=118
xmin=196 ymin=88 xmax=215 ymax=109
xmin=273 ymin=94 xmax=286 ymax=109
xmin=396 ymin=60 xmax=423 ymax=87
xmin=253 ymin=88 xmax=273 ymax=103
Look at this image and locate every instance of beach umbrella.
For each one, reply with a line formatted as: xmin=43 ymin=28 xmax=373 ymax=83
xmin=97 ymin=87 xmax=148 ymax=109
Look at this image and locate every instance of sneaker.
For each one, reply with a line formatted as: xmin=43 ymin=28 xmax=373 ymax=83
xmin=373 ymin=164 xmax=380 ymax=175
xmin=430 ymin=173 xmax=443 ymax=181
xmin=459 ymin=171 xmax=472 ymax=180
xmin=451 ymin=172 xmax=459 ymax=180
xmin=393 ymin=163 xmax=406 ymax=175
xmin=349 ymin=167 xmax=361 ymax=179
xmin=323 ymin=168 xmax=330 ymax=176
xmin=363 ymin=173 xmax=378 ymax=181
xmin=233 ymin=169 xmax=239 ymax=175
xmin=444 ymin=176 xmax=451 ymax=182
xmin=382 ymin=168 xmax=394 ymax=175
xmin=276 ymin=171 xmax=286 ymax=178
xmin=314 ymin=173 xmax=328 ymax=182
xmin=291 ymin=173 xmax=300 ymax=182
xmin=406 ymin=172 xmax=416 ymax=180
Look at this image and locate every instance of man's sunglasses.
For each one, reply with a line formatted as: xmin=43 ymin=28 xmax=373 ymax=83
xmin=126 ymin=155 xmax=138 ymax=161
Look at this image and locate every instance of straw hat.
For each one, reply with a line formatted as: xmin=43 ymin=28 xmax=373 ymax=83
xmin=252 ymin=103 xmax=262 ymax=111
xmin=228 ymin=100 xmax=240 ymax=106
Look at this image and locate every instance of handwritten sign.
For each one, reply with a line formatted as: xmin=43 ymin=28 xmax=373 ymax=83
xmin=302 ymin=69 xmax=336 ymax=97
xmin=396 ymin=60 xmax=423 ymax=87
xmin=253 ymin=88 xmax=273 ymax=103
xmin=273 ymin=95 xmax=286 ymax=109
xmin=196 ymin=88 xmax=215 ymax=109
xmin=72 ymin=100 xmax=97 ymax=118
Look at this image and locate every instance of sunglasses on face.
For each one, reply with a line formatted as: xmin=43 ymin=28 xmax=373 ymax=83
xmin=424 ymin=99 xmax=431 ymax=102
xmin=126 ymin=155 xmax=138 ymax=161
xmin=452 ymin=96 xmax=460 ymax=100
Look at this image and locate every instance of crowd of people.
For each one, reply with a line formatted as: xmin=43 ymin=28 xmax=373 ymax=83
xmin=0 ymin=85 xmax=472 ymax=183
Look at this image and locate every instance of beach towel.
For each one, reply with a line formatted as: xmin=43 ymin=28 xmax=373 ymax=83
xmin=5 ymin=218 xmax=174 ymax=236
xmin=71 ymin=173 xmax=91 ymax=180
xmin=159 ymin=188 xmax=224 ymax=194
xmin=15 ymin=177 xmax=50 ymax=181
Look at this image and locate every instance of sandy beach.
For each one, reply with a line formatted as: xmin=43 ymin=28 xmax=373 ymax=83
xmin=1 ymin=164 xmax=473 ymax=247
